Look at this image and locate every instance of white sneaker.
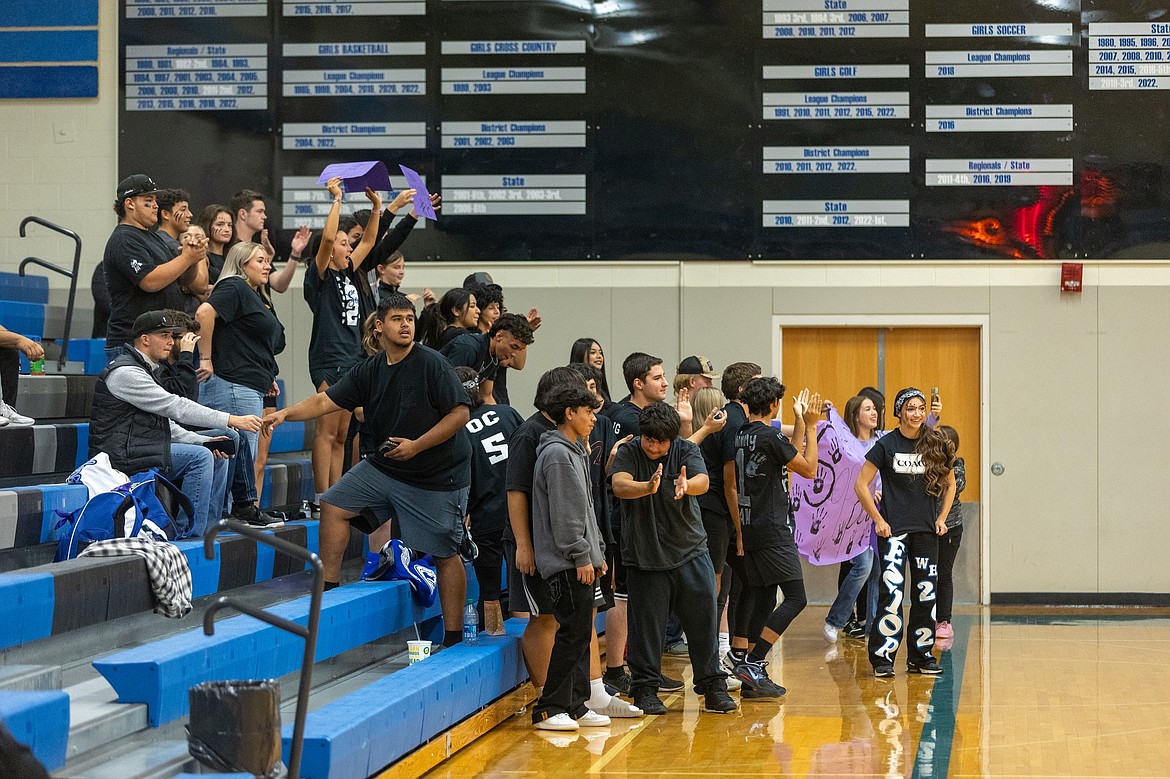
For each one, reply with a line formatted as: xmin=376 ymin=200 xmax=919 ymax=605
xmin=0 ymin=415 xmax=8 ymax=428
xmin=823 ymin=622 xmax=839 ymax=643
xmin=577 ymin=710 xmax=612 ymax=727
xmin=590 ymin=696 xmax=644 ymax=718
xmin=535 ymin=712 xmax=579 ymax=731
xmin=0 ymin=403 xmax=33 ymax=426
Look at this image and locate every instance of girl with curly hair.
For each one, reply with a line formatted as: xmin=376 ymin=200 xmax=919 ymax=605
xmin=854 ymin=387 xmax=955 ymax=678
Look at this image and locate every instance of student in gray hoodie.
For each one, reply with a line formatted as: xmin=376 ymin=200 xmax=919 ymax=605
xmin=530 ymin=383 xmax=609 ymax=732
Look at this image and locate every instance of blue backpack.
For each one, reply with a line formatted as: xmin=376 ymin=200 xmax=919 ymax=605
xmin=54 ymin=469 xmax=196 ymax=561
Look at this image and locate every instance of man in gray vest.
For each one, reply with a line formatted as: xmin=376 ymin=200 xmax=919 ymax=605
xmin=90 ymin=311 xmax=264 ymax=536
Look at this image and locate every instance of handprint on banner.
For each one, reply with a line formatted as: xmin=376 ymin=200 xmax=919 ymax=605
xmin=809 ymin=505 xmax=828 ymax=535
xmin=804 ymin=458 xmax=835 ymax=508
xmin=826 ymin=435 xmax=842 ymax=465
xmin=793 ymin=408 xmax=877 ymax=566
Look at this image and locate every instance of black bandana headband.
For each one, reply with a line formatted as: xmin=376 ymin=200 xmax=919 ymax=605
xmin=893 ymin=388 xmax=925 ymax=416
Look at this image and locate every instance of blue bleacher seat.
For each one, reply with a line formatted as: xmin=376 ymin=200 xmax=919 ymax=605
xmin=268 ymin=421 xmax=309 ymax=454
xmin=93 ymin=579 xmax=443 ymax=726
xmin=0 ymin=271 xmax=49 ymax=304
xmin=0 ymin=690 xmax=69 ymax=771
xmin=0 ymin=573 xmax=54 ymax=648
xmin=285 ymin=619 xmax=528 ymax=779
xmin=2 ymin=301 xmax=46 ymax=340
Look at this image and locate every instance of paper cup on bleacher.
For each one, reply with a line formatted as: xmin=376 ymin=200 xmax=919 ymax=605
xmin=408 ymin=640 xmax=432 ymax=664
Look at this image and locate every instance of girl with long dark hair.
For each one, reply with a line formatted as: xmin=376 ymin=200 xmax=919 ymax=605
xmin=569 ymin=338 xmax=611 ymax=403
xmin=854 ymin=387 xmax=955 ymax=678
xmin=417 ymin=287 xmax=479 ymax=349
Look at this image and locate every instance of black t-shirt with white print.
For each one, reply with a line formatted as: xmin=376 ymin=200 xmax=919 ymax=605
xmin=733 ymin=421 xmax=799 ymax=550
xmin=304 ymin=266 xmax=362 ymax=374
xmin=865 ymin=428 xmax=950 ymax=535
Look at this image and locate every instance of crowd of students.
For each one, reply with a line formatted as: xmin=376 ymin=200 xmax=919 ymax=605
xmin=85 ymin=171 xmax=968 ymax=733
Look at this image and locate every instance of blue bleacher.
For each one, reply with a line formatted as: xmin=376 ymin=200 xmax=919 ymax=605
xmin=287 ymin=619 xmax=527 ymax=779
xmin=0 ymin=271 xmax=49 ymax=304
xmin=4 ymin=300 xmax=46 ymax=341
xmin=0 ymin=690 xmax=69 ymax=771
xmin=0 ymin=520 xmax=324 ymax=650
xmin=94 ymin=579 xmax=444 ymax=726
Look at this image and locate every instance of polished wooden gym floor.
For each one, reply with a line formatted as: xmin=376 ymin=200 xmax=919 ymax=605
xmin=421 ymin=607 xmax=1170 ymax=778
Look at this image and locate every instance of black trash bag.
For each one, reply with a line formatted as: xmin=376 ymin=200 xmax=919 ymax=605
xmin=187 ymin=680 xmax=287 ymax=779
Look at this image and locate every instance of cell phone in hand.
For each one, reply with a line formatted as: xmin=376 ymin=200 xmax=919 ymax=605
xmin=931 ymin=386 xmax=940 ymax=404
xmin=378 ymin=438 xmax=399 ymax=455
xmin=713 ymin=410 xmax=726 ymax=422
xmin=203 ymin=438 xmax=237 ymax=456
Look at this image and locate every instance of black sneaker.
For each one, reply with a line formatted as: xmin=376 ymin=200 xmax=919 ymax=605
xmin=722 ymin=649 xmax=746 ymax=675
xmin=230 ymin=502 xmax=285 ymax=528
xmin=306 ymin=501 xmax=321 ymax=519
xmin=659 ymin=673 xmax=684 ymax=692
xmin=843 ymin=619 xmax=866 ymax=639
xmin=733 ymin=659 xmax=787 ymax=698
xmin=602 ymin=668 xmax=632 ymax=697
xmin=702 ymin=688 xmax=738 ymax=713
xmin=873 ymin=663 xmax=896 ymax=678
xmin=632 ymin=692 xmax=667 ymax=715
xmin=907 ymin=658 xmax=943 ymax=675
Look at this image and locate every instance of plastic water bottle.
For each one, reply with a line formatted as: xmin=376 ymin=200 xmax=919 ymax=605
xmin=463 ymin=599 xmax=479 ymax=645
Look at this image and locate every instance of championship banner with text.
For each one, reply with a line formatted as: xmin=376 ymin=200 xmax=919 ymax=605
xmin=791 ymin=409 xmax=878 ymax=566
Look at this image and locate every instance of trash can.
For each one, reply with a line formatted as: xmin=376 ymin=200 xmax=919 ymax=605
xmin=187 ymin=680 xmax=286 ymax=779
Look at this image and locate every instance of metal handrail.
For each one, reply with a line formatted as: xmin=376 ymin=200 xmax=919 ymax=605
xmin=19 ymin=216 xmax=82 ymax=372
xmin=203 ymin=519 xmax=324 ymax=779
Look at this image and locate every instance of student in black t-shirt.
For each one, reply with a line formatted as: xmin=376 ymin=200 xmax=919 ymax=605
xmin=266 ymin=293 xmax=473 ymax=646
xmin=467 ymin=282 xmax=542 ymax=407
xmin=456 ymin=366 xmax=524 ymax=635
xmin=103 ymin=174 xmax=208 ymax=361
xmin=611 ymin=402 xmax=736 ymax=717
xmin=855 ymin=387 xmax=956 ymax=678
xmin=302 ymin=177 xmax=384 ymax=510
xmin=725 ymin=378 xmax=822 ymax=699
xmin=195 ymin=242 xmax=288 ymax=527
xmin=441 ymin=313 xmax=533 ymax=406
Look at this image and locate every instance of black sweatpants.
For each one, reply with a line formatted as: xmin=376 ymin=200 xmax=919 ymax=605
xmin=936 ymin=524 xmax=963 ymax=623
xmin=532 ymin=569 xmax=594 ymax=724
xmin=868 ymin=531 xmax=938 ymax=669
xmin=0 ymin=347 xmax=18 ymax=406
xmin=627 ymin=551 xmax=726 ymax=696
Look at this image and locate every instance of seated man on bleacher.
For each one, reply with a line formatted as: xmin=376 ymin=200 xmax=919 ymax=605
xmin=89 ymin=311 xmax=264 ymax=536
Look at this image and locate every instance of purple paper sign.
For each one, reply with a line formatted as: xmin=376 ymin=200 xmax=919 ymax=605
xmin=316 ymin=161 xmax=392 ymax=193
xmin=398 ymin=165 xmax=437 ymax=220
xmin=791 ymin=409 xmax=880 ymax=566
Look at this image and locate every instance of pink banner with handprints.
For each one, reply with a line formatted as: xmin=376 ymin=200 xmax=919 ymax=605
xmin=791 ymin=409 xmax=878 ymax=566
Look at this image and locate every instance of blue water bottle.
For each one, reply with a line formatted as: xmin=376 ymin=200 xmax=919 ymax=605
xmin=463 ymin=599 xmax=479 ymax=645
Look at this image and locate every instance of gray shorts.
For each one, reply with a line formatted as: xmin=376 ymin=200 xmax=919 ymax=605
xmin=322 ymin=460 xmax=468 ymax=558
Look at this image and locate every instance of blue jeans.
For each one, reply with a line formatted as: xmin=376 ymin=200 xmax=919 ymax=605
xmin=169 ymin=443 xmax=230 ymax=537
xmin=826 ymin=547 xmax=874 ymax=629
xmin=199 ymin=375 xmax=263 ymax=503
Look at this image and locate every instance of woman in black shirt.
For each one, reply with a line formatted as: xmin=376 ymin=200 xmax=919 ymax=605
xmin=570 ymin=338 xmax=612 ymax=404
xmin=855 ymin=387 xmax=955 ymax=678
xmin=303 ymin=177 xmax=382 ymax=503
xmin=195 ymin=240 xmax=286 ymax=524
xmin=417 ymin=287 xmax=479 ymax=349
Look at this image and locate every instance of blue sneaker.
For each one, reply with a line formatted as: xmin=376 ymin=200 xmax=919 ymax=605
xmin=391 ymin=540 xmax=438 ymax=607
xmin=361 ymin=548 xmax=395 ymax=581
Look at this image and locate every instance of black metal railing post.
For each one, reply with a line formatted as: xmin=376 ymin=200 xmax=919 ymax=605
xmin=19 ymin=216 xmax=83 ymax=371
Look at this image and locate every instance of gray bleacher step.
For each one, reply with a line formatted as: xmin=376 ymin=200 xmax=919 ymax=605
xmin=66 ymin=676 xmax=150 ymax=759
xmin=0 ymin=663 xmax=60 ymax=691
xmin=60 ymin=738 xmax=192 ymax=779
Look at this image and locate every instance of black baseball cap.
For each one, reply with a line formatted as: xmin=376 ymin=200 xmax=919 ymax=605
xmin=132 ymin=311 xmax=184 ymax=338
xmin=677 ymin=355 xmax=719 ymax=379
xmin=117 ymin=174 xmax=160 ymax=200
xmin=463 ymin=271 xmax=494 ymax=288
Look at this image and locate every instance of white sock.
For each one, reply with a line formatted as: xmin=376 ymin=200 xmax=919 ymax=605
xmin=718 ymin=632 xmax=731 ymax=657
xmin=314 ymin=492 xmax=324 ymax=503
xmin=585 ymin=677 xmax=611 ymax=710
